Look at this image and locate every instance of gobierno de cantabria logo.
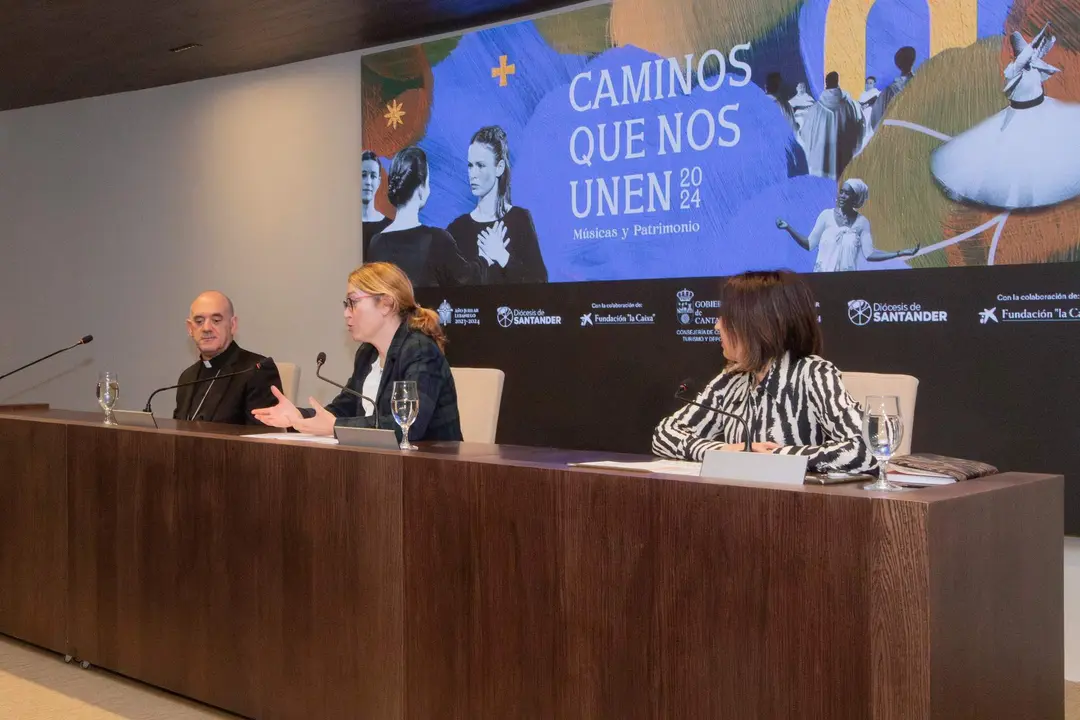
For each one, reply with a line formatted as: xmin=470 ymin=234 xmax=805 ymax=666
xmin=676 ymin=288 xmax=695 ymax=324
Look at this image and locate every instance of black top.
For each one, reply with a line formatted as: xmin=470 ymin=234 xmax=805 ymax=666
xmin=301 ymin=323 xmax=463 ymax=442
xmin=447 ymin=206 xmax=548 ymax=284
xmin=362 ymin=216 xmax=392 ymax=260
xmin=173 ymin=341 xmax=282 ymax=425
xmin=368 ymin=225 xmax=485 ymax=288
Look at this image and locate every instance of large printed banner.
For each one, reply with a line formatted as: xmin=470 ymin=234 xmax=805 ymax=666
xmin=361 ymin=0 xmax=1080 ymax=286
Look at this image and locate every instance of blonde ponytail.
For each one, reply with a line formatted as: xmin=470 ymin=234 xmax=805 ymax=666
xmin=408 ymin=305 xmax=447 ymax=352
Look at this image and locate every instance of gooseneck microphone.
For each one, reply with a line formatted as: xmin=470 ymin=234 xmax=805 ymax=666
xmin=315 ymin=351 xmax=380 ymax=428
xmin=142 ymin=357 xmax=273 ymax=415
xmin=675 ymin=379 xmax=753 ymax=453
xmin=0 ymin=335 xmax=94 ymax=382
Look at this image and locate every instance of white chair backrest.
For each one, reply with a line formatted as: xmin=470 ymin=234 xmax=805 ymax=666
xmin=841 ymin=371 xmax=919 ymax=456
xmin=450 ymin=367 xmax=505 ymax=444
xmin=276 ymin=362 xmax=301 ymax=404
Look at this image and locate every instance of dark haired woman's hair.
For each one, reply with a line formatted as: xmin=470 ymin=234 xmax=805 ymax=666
xmin=386 ymin=146 xmax=428 ymax=208
xmin=470 ymin=126 xmax=512 ymax=218
xmin=895 ymin=46 xmax=916 ymax=73
xmin=765 ymin=72 xmax=782 ymax=94
xmin=717 ymin=270 xmax=822 ymax=373
xmin=361 ymin=149 xmax=378 ymax=163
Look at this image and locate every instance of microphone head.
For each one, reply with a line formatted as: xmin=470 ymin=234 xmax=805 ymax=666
xmin=255 ymin=356 xmax=274 ymax=370
xmin=316 ymin=352 xmax=327 ymax=367
xmin=80 ymin=334 xmax=94 ymax=344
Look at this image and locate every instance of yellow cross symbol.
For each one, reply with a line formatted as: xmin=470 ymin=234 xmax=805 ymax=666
xmin=491 ymin=55 xmax=516 ymax=87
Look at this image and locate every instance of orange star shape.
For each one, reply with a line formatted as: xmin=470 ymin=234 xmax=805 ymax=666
xmin=384 ymin=99 xmax=405 ymax=129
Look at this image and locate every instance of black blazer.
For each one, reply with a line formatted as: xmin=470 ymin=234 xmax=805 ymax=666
xmin=304 ymin=323 xmax=463 ymax=442
xmin=173 ymin=342 xmax=281 ymax=425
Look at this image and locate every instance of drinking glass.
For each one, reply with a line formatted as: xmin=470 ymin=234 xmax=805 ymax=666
xmin=862 ymin=395 xmax=906 ymax=492
xmin=391 ymin=380 xmax=419 ymax=450
xmin=96 ymin=371 xmax=119 ymax=426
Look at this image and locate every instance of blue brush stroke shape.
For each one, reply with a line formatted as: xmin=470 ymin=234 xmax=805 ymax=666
xmin=510 ymin=45 xmax=833 ymax=281
xmin=865 ymin=0 xmax=931 ymax=89
xmin=745 ymin=10 xmax=812 ymax=95
xmin=410 ymin=22 xmax=592 ymax=228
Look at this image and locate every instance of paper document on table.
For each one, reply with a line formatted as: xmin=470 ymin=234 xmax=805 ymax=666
xmin=568 ymin=459 xmax=702 ymax=476
xmin=243 ymin=432 xmax=340 ymax=445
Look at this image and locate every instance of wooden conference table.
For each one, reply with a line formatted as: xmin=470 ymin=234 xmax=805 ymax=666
xmin=0 ymin=409 xmax=1064 ymax=719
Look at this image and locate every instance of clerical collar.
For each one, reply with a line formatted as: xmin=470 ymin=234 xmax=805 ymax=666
xmin=201 ymin=341 xmax=239 ymax=370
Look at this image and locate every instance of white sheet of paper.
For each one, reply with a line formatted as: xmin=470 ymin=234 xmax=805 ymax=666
xmin=243 ymin=432 xmax=340 ymax=445
xmin=568 ymin=459 xmax=702 ymax=476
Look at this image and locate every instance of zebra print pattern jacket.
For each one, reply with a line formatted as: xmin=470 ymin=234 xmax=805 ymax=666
xmin=652 ymin=353 xmax=877 ymax=474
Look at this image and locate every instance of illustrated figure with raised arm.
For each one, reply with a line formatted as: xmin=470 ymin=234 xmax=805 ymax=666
xmin=776 ymin=179 xmax=920 ymax=272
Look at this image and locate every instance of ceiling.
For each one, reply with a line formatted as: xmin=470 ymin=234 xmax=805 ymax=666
xmin=0 ymin=0 xmax=585 ymax=111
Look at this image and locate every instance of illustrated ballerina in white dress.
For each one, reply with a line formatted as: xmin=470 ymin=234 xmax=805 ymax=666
xmin=930 ymin=22 xmax=1080 ymax=209
xmin=775 ymin=179 xmax=920 ymax=272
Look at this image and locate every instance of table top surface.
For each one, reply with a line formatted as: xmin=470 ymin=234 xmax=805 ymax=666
xmin=0 ymin=408 xmax=1060 ymax=503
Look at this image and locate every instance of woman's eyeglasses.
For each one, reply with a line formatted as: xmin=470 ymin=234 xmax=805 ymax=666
xmin=343 ymin=293 xmax=381 ymax=311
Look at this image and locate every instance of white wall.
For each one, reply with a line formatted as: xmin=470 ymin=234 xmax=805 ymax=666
xmin=0 ymin=52 xmax=364 ymax=413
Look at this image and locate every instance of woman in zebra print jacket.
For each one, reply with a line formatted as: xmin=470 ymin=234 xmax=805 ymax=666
xmin=652 ymin=270 xmax=877 ymax=474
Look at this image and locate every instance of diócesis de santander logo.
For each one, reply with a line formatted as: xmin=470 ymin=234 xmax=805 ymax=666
xmin=847 ymin=299 xmax=947 ymax=325
xmin=847 ymin=299 xmax=873 ymax=326
xmin=496 ymin=305 xmax=562 ymax=328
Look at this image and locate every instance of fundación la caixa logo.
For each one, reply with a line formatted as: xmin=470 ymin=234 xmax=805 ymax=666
xmin=979 ymin=292 xmax=1080 ymax=324
xmin=496 ymin=305 xmax=563 ymax=328
xmin=580 ymin=301 xmax=656 ymax=327
xmin=847 ymin=299 xmax=948 ymax=326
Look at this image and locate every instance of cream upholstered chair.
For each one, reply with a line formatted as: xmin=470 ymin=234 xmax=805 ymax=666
xmin=840 ymin=371 xmax=919 ymax=456
xmin=276 ymin=362 xmax=301 ymax=404
xmin=450 ymin=367 xmax=505 ymax=443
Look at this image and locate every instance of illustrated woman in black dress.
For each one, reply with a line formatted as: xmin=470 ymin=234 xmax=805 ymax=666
xmin=447 ymin=126 xmax=548 ymax=284
xmin=368 ymin=146 xmax=485 ymax=288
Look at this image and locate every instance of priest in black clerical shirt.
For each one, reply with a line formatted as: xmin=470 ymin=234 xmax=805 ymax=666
xmin=173 ymin=291 xmax=281 ymax=425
